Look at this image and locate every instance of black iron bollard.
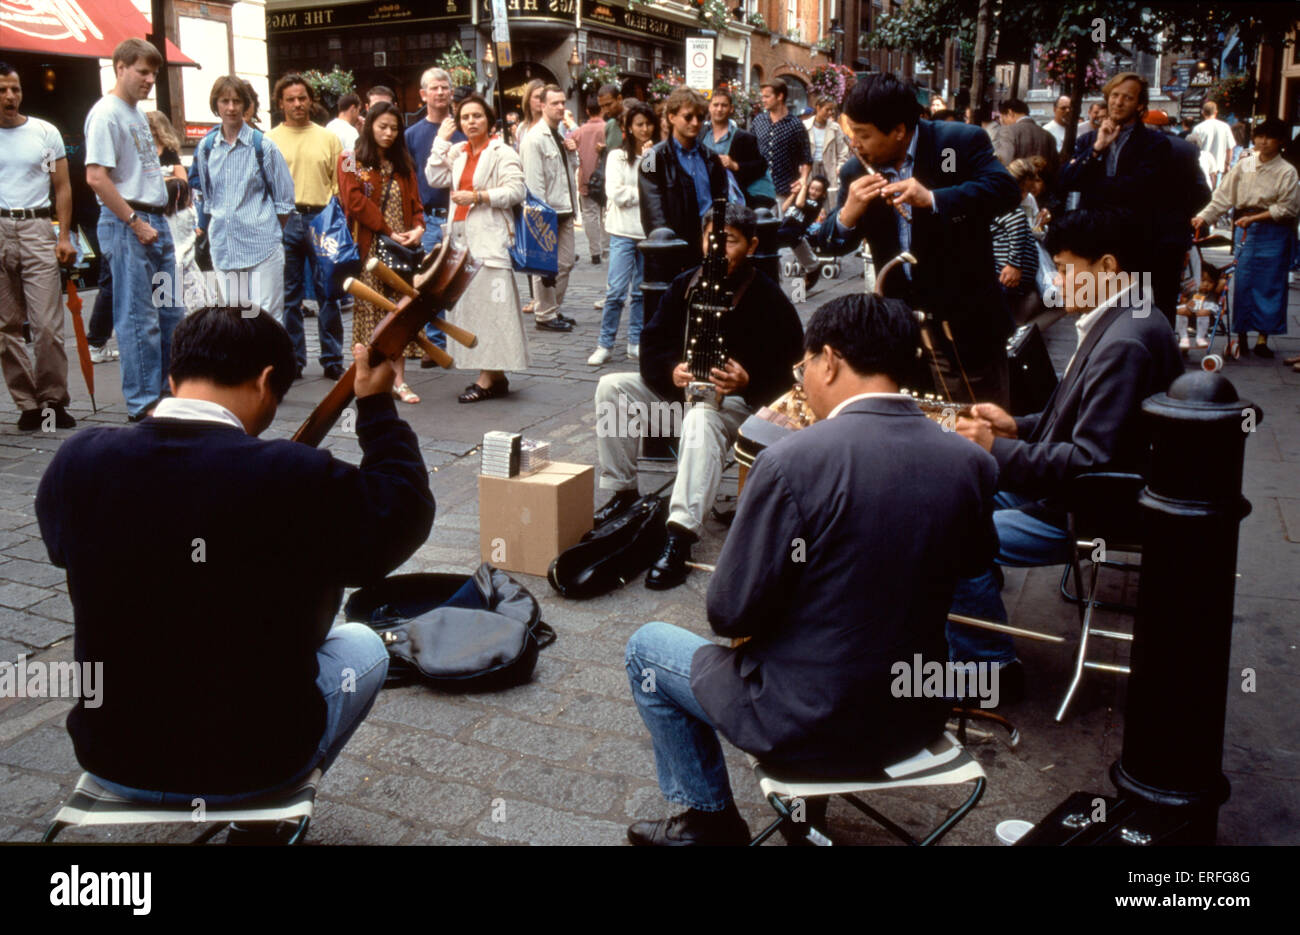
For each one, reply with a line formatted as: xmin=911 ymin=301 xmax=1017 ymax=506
xmin=637 ymin=228 xmax=693 ymax=327
xmin=752 ymin=208 xmax=781 ymax=284
xmin=1111 ymin=371 xmax=1260 ymax=843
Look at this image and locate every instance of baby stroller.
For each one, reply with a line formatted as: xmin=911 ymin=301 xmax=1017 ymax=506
xmin=1186 ymin=233 xmax=1237 ymax=372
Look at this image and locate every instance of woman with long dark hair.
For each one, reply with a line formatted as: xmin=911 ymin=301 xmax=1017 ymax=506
xmin=588 ymin=101 xmax=659 ymax=365
xmin=1193 ymin=118 xmax=1300 ymax=360
xmin=426 ymin=93 xmax=529 ymax=402
xmin=339 ymin=101 xmax=425 ymax=402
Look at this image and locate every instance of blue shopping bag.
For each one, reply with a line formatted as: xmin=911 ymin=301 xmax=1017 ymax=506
xmin=308 ymin=197 xmax=361 ymax=299
xmin=509 ymin=190 xmax=559 ymax=277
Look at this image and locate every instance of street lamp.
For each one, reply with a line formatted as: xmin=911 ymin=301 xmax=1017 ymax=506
xmin=568 ymin=43 xmax=582 ymax=83
xmin=482 ymin=42 xmax=496 ymax=82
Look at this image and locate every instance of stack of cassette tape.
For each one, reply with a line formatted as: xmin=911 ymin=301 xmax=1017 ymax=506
xmin=480 ymin=430 xmax=521 ymax=478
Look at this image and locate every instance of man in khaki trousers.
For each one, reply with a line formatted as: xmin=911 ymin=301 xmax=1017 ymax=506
xmin=0 ymin=64 xmax=76 ymax=430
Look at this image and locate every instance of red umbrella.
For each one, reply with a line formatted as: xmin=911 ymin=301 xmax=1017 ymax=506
xmin=65 ymin=278 xmax=96 ymax=413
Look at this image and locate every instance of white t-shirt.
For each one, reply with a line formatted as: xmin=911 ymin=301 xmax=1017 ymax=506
xmin=1192 ymin=118 xmax=1233 ymax=174
xmin=84 ymin=94 xmax=167 ymax=207
xmin=811 ymin=124 xmax=826 ymax=163
xmin=326 ymin=117 xmax=359 ymax=152
xmin=0 ymin=116 xmax=64 ymax=210
xmin=1043 ymin=120 xmax=1068 ymax=153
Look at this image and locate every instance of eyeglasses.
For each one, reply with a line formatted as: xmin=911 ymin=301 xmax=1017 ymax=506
xmin=792 ymin=356 xmax=813 ymax=385
xmin=676 ymin=112 xmax=704 ymax=123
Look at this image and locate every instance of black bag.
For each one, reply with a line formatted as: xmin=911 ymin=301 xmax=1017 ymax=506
xmin=586 ymin=154 xmax=607 ymax=209
xmin=374 ymin=176 xmax=422 ymax=282
xmin=344 ymin=563 xmax=554 ymax=691
xmin=548 ymin=495 xmax=667 ymax=599
xmin=1006 ymin=323 xmax=1059 ymax=416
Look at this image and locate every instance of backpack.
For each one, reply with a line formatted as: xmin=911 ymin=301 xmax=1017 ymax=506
xmin=191 ymin=127 xmax=271 ymax=234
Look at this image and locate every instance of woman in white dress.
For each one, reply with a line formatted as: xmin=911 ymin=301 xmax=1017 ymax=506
xmin=426 ymin=94 xmax=530 ymax=402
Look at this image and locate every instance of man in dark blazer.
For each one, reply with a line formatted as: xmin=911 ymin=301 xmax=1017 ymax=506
xmin=947 ymin=208 xmax=1183 ymax=682
xmin=1057 ymin=72 xmax=1191 ymax=327
xmin=994 ymin=98 xmax=1060 ymax=174
xmin=813 ymin=73 xmax=1021 ymax=407
xmin=639 ymin=87 xmax=736 ymax=278
xmin=700 ymin=86 xmax=774 ymax=208
xmin=36 ymin=307 xmax=434 ymax=833
xmin=623 ymin=294 xmax=998 ymax=846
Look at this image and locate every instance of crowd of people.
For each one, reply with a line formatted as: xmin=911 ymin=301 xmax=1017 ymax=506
xmin=6 ymin=35 xmax=1300 ymax=847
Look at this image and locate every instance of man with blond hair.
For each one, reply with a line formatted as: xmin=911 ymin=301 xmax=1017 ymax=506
xmin=84 ymin=38 xmax=183 ymax=421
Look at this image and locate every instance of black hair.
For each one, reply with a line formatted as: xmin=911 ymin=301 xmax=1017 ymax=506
xmin=585 ymin=96 xmax=601 ymax=116
xmin=803 ymin=295 xmax=919 ymax=386
xmin=1043 ymin=208 xmax=1140 ymax=272
xmin=1001 ymin=98 xmax=1028 ymax=116
xmin=842 ymin=73 xmax=923 ymax=135
xmin=1253 ymin=117 xmax=1287 ymax=142
xmin=1200 ymin=261 xmax=1221 ymax=281
xmin=598 ymin=84 xmax=622 ymax=100
xmin=455 ymin=93 xmax=497 ymax=135
xmin=621 ymin=101 xmax=659 ymax=161
xmin=700 ymin=203 xmax=758 ymax=242
xmin=355 ymin=101 xmax=415 ymax=176
xmin=164 ymin=177 xmax=191 ymax=216
xmin=809 ymin=174 xmax=829 ymax=190
xmin=169 ymin=306 xmax=297 ymax=402
xmin=337 ymin=92 xmax=360 ymax=114
xmin=0 ymin=62 xmax=16 ymax=78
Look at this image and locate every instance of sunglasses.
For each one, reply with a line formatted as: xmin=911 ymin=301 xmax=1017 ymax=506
xmin=674 ymin=111 xmax=704 ymax=123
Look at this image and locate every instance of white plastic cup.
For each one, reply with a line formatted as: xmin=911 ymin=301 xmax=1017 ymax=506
xmin=996 ymin=819 xmax=1034 ymax=846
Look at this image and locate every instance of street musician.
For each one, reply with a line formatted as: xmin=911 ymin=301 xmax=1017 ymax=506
xmin=591 ymin=203 xmax=803 ymax=590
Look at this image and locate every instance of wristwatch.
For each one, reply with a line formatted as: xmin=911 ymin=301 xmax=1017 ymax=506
xmin=126 ymin=212 xmax=139 ymax=226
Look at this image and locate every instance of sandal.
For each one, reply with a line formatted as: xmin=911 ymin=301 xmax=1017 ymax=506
xmin=522 ymin=301 xmax=536 ymax=315
xmin=392 ymin=382 xmax=421 ymax=404
xmin=458 ymin=379 xmax=509 ymax=403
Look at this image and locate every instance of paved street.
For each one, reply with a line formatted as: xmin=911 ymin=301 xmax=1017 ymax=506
xmin=0 ymin=230 xmax=1296 ymax=845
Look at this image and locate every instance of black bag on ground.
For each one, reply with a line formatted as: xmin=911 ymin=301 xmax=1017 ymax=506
xmin=547 ymin=495 xmax=667 ymax=599
xmin=344 ymin=562 xmax=554 ymax=691
xmin=1006 ymin=323 xmax=1059 ymax=416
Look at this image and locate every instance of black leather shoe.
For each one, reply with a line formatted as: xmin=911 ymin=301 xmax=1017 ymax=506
xmin=536 ymin=317 xmax=574 ymax=332
xmin=226 ymin=821 xmax=299 ymax=845
xmin=645 ymin=526 xmax=695 ymax=590
xmin=16 ymin=409 xmax=41 ymax=431
xmin=628 ymin=806 xmax=749 ymax=846
xmin=593 ymin=490 xmax=640 ymax=528
xmin=323 ymin=363 xmax=345 ymax=381
xmin=556 ymin=312 xmax=576 ymax=324
xmin=46 ymin=403 xmax=76 ymax=429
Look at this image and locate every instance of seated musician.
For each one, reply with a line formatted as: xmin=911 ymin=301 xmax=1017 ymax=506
xmin=947 ymin=208 xmax=1183 ymax=697
xmin=624 ymin=295 xmax=999 ymax=846
xmin=36 ymin=307 xmax=434 ymax=840
xmin=592 ymin=204 xmax=803 ymax=590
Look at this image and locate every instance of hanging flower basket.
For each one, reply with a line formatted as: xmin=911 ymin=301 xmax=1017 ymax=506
xmin=579 ymin=61 xmax=621 ymax=94
xmin=808 ymin=64 xmax=855 ymax=106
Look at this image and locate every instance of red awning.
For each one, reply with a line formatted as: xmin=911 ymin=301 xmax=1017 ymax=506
xmin=0 ymin=0 xmax=199 ymax=65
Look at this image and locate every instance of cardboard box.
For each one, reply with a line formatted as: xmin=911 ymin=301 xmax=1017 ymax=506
xmin=479 ymin=462 xmax=594 ymax=577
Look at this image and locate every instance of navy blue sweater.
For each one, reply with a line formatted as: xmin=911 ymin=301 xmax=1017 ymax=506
xmin=36 ymin=394 xmax=434 ymax=793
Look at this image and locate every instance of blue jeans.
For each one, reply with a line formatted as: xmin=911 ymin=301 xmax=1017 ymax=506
xmin=97 ymin=207 xmax=182 ymax=418
xmin=599 ymin=235 xmax=644 ymax=350
xmin=625 ymin=622 xmax=735 ymax=812
xmin=92 ymin=623 xmax=389 ymax=807
xmin=282 ymin=211 xmax=343 ymax=371
xmin=420 ymin=216 xmax=448 ymax=350
xmin=947 ymin=491 xmax=1073 ymax=665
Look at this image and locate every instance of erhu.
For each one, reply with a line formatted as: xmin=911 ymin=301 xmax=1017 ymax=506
xmin=291 ymin=239 xmax=480 ymax=447
xmin=682 ymin=198 xmax=734 ymax=405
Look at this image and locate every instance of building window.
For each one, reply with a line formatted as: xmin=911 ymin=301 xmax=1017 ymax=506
xmin=786 ymin=0 xmax=797 ymax=34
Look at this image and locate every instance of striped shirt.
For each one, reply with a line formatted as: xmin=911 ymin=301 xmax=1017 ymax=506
xmin=989 ymin=207 xmax=1037 ymax=292
xmin=198 ymin=124 xmax=296 ymax=270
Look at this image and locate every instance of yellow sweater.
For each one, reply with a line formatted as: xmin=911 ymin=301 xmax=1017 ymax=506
xmin=267 ymin=123 xmax=341 ymax=207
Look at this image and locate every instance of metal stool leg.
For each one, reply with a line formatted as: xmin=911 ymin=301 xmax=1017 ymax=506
xmin=1056 ymin=559 xmax=1101 ymax=722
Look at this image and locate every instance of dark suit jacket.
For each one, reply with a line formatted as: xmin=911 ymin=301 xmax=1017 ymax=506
xmin=995 ymin=297 xmax=1183 ymax=524
xmin=36 ymin=395 xmax=435 ymax=794
xmin=1157 ymin=133 xmax=1212 ymax=252
xmin=638 ymin=136 xmax=731 ymax=262
xmin=692 ymin=397 xmax=999 ymax=776
xmin=1058 ymin=123 xmax=1174 ymax=240
xmin=814 ymin=120 xmax=1021 ymax=370
xmin=640 ymin=264 xmax=804 ymax=407
xmin=994 ymin=117 xmax=1060 ymax=179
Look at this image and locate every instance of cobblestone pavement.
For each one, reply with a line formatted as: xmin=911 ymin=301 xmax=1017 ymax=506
xmin=0 ymin=231 xmax=1295 ymax=845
